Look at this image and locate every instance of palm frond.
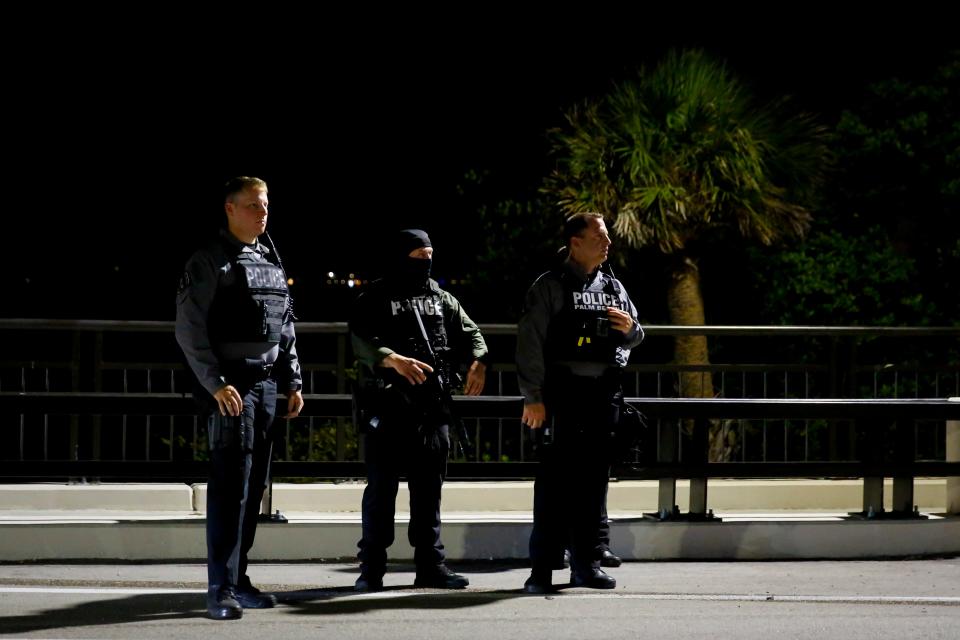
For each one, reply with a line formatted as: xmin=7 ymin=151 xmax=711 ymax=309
xmin=542 ymin=48 xmax=829 ymax=253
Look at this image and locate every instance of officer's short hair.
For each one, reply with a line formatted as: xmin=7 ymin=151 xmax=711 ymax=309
xmin=563 ymin=212 xmax=604 ymax=245
xmin=224 ymin=176 xmax=268 ymax=203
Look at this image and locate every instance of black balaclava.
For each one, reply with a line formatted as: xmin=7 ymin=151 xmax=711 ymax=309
xmin=394 ymin=229 xmax=433 ymax=289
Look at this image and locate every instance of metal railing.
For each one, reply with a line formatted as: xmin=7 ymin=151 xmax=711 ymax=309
xmin=2 ymin=320 xmax=959 ymax=471
xmin=1 ymin=391 xmax=959 ymax=520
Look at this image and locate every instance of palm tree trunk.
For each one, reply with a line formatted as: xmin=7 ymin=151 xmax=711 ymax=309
xmin=666 ymin=255 xmax=713 ymax=398
xmin=666 ymin=255 xmax=731 ymax=461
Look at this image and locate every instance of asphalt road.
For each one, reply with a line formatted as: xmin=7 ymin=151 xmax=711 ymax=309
xmin=1 ymin=560 xmax=958 ymax=639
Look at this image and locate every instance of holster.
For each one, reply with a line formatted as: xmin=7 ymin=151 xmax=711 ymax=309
xmin=352 ymin=378 xmax=387 ymax=434
xmin=610 ymin=397 xmax=651 ymax=463
xmin=543 ymin=367 xmax=622 ymax=447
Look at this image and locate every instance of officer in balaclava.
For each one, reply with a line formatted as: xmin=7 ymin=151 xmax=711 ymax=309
xmin=349 ymin=228 xmax=488 ymax=591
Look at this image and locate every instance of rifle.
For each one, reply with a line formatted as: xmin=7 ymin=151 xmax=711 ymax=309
xmin=411 ymin=306 xmax=473 ymax=458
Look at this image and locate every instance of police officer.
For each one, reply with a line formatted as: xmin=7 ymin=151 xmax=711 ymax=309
xmin=350 ymin=229 xmax=487 ymax=591
xmin=176 ymin=176 xmax=304 ymax=620
xmin=518 ymin=212 xmax=643 ymax=593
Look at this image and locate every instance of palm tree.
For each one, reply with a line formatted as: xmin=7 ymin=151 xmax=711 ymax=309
xmin=544 ymin=49 xmax=830 ymax=457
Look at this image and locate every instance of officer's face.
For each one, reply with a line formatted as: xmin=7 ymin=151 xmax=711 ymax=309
xmin=408 ymin=247 xmax=434 ymax=259
xmin=572 ymin=217 xmax=611 ymax=267
xmin=225 ymin=187 xmax=269 ymax=244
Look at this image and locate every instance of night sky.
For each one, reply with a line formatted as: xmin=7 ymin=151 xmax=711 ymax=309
xmin=6 ymin=10 xmax=956 ymax=321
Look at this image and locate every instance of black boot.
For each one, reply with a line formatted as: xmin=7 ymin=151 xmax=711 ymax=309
xmin=206 ymin=586 xmax=243 ymax=620
xmin=570 ymin=568 xmax=616 ymax=589
xmin=355 ymin=573 xmax=384 ymax=592
xmin=600 ymin=549 xmax=622 ymax=568
xmin=414 ymin=564 xmax=469 ymax=589
xmin=523 ymin=569 xmax=555 ymax=594
xmin=235 ymin=578 xmax=277 ymax=608
xmin=355 ymin=563 xmax=385 ymax=592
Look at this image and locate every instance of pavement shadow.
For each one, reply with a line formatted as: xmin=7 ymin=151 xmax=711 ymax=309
xmin=0 ymin=592 xmax=205 ymax=635
xmin=0 ymin=583 xmax=567 ymax=633
xmin=327 ymin=560 xmax=527 ymax=576
xmin=278 ymin=588 xmax=528 ymax=616
xmin=450 ymin=560 xmax=528 ymax=575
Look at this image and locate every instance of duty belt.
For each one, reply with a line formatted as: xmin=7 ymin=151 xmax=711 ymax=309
xmin=224 ymin=360 xmax=274 ymax=382
xmin=551 ymin=362 xmax=621 ymax=379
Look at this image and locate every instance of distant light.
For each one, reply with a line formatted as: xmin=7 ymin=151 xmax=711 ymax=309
xmin=24 ymin=277 xmax=30 ymax=284
xmin=114 ymin=265 xmax=120 ymax=272
xmin=347 ymin=279 xmax=355 ymax=288
xmin=327 ymin=271 xmax=335 ymax=278
xmin=326 ymin=279 xmax=332 ymax=285
xmin=287 ymin=278 xmax=295 ymax=286
xmin=349 ymin=273 xmax=355 ymax=279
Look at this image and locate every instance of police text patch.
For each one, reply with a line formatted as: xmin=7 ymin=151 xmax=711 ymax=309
xmin=572 ymin=291 xmax=624 ymax=311
xmin=390 ymin=296 xmax=443 ymax=316
xmin=240 ymin=263 xmax=287 ymax=292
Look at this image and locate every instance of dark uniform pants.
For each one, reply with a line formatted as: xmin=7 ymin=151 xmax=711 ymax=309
xmin=206 ymin=378 xmax=277 ymax=590
xmin=357 ymin=420 xmax=450 ymax=576
xmin=529 ymin=373 xmax=619 ymax=575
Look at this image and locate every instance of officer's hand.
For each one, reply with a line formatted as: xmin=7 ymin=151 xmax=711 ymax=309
xmin=521 ymin=402 xmax=546 ymax=429
xmin=607 ymin=307 xmax=636 ymax=335
xmin=381 ymin=353 xmax=434 ymax=385
xmin=213 ymin=385 xmax=243 ymax=417
xmin=464 ymin=360 xmax=486 ymax=396
xmin=284 ymin=389 xmax=304 ymax=419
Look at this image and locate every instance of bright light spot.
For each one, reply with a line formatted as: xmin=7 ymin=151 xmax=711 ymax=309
xmin=347 ymin=279 xmax=355 ymax=288
xmin=349 ymin=273 xmax=355 ymax=279
xmin=327 ymin=271 xmax=335 ymax=278
xmin=287 ymin=278 xmax=295 ymax=286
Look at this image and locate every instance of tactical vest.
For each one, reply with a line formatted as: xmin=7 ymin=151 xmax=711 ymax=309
xmin=544 ymin=269 xmax=625 ymax=366
xmin=209 ymin=241 xmax=289 ymax=345
xmin=372 ymin=280 xmax=452 ymax=382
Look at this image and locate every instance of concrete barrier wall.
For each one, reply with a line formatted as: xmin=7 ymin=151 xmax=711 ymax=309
xmin=3 ymin=517 xmax=959 ymax=562
xmin=223 ymin=479 xmax=949 ymax=514
xmin=0 ymin=484 xmax=194 ymax=511
xmin=0 ymin=479 xmax=947 ymax=514
xmin=2 ymin=480 xmax=956 ymax=562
